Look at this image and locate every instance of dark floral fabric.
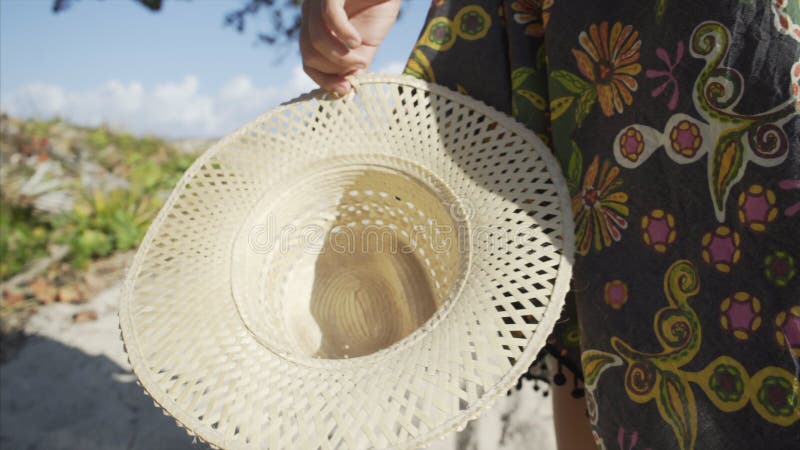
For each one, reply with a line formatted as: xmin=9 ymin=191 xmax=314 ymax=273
xmin=404 ymin=1 xmax=800 ymax=449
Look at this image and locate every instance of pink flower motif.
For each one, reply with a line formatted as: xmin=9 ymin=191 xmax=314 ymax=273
xmin=618 ymin=126 xmax=644 ymax=163
xmin=603 ymin=280 xmax=629 ymax=310
xmin=641 ymin=209 xmax=677 ymax=254
xmin=617 ymin=426 xmax=652 ymax=450
xmin=778 ymin=179 xmax=800 ymax=217
xmin=775 ymin=307 xmax=800 ymax=357
xmin=646 ymin=41 xmax=683 ymax=111
xmin=720 ymin=292 xmax=762 ymax=341
xmin=669 ymin=119 xmax=703 ymax=158
xmin=737 ymin=184 xmax=778 ymax=232
xmin=701 ymin=226 xmax=741 ymax=273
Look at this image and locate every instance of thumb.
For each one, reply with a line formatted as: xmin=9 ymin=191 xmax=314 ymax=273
xmin=321 ymin=0 xmax=362 ymax=49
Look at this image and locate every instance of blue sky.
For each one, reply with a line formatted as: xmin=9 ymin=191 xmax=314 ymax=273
xmin=0 ymin=0 xmax=431 ymax=137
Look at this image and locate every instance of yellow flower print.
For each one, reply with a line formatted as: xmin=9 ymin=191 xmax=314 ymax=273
xmin=572 ymin=21 xmax=642 ymax=116
xmin=572 ymin=155 xmax=629 ymax=255
xmin=511 ymin=0 xmax=544 ymax=37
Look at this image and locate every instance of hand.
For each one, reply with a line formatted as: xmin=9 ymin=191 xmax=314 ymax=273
xmin=300 ymin=0 xmax=401 ymax=96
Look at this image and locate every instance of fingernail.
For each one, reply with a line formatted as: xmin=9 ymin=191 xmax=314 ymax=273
xmin=346 ymin=39 xmax=360 ymax=49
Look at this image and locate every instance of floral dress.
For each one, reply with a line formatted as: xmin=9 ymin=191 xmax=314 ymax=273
xmin=403 ymin=1 xmax=800 ymax=448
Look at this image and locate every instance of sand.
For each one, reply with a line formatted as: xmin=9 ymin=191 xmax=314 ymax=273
xmin=0 ymin=283 xmax=555 ymax=450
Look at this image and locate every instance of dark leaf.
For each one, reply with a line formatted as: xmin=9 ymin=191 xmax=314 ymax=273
xmin=72 ymin=310 xmax=98 ymax=323
xmin=137 ymin=0 xmax=162 ymax=11
xmin=551 ymin=70 xmax=590 ymax=94
xmin=567 ymin=141 xmax=584 ymax=193
xmin=550 ymin=96 xmax=575 ymax=121
xmin=512 ymin=67 xmax=537 ymax=90
xmin=575 ymin=88 xmax=597 ymax=128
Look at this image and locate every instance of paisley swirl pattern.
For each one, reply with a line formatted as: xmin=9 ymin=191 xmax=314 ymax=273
xmin=615 ymin=21 xmax=796 ymax=222
xmin=749 ymin=122 xmax=789 ymax=160
xmin=587 ymin=261 xmax=798 ymax=450
xmin=407 ymin=1 xmax=800 ymax=448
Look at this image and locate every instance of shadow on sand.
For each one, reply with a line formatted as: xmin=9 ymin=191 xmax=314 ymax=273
xmin=0 ymin=335 xmax=210 ymax=450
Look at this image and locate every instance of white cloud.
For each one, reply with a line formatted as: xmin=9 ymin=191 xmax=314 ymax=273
xmin=0 ymin=67 xmax=318 ymax=138
xmin=376 ymin=61 xmax=406 ymax=75
xmin=1 ymin=63 xmax=410 ymax=139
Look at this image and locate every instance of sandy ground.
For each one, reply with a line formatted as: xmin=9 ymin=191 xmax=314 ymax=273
xmin=0 ymin=283 xmax=556 ymax=450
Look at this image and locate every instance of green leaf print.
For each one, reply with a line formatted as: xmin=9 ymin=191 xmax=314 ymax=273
xmin=567 ymin=141 xmax=584 ymax=193
xmin=518 ymin=89 xmax=548 ymax=110
xmin=575 ymin=88 xmax=597 ymax=128
xmin=551 ymin=70 xmax=590 ymax=94
xmin=550 ymin=96 xmax=575 ymax=121
xmin=512 ymin=67 xmax=537 ymax=90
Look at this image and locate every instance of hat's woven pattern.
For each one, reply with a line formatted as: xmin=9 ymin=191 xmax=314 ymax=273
xmin=120 ymin=74 xmax=574 ymax=449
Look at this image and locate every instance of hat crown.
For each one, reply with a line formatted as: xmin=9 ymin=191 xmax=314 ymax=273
xmin=230 ymin=158 xmax=470 ymax=363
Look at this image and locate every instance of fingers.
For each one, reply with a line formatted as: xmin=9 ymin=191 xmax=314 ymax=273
xmin=303 ymin=65 xmax=351 ymax=97
xmin=300 ymin=0 xmax=367 ymax=95
xmin=321 ymin=0 xmax=361 ymax=49
xmin=302 ymin=26 xmax=366 ymax=75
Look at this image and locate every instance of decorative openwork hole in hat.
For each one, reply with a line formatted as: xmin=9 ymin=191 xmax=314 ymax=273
xmin=120 ymin=74 xmax=574 ymax=450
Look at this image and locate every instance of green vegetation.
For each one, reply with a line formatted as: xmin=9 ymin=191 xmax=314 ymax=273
xmin=0 ymin=117 xmax=199 ymax=280
xmin=0 ymin=205 xmax=52 ymax=280
xmin=47 ymin=188 xmax=161 ymax=270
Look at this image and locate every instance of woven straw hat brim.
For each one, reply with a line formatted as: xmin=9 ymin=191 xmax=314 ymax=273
xmin=119 ymin=74 xmax=574 ymax=450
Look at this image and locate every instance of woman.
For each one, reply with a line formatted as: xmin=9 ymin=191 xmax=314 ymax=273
xmin=300 ymin=1 xmax=800 ymax=449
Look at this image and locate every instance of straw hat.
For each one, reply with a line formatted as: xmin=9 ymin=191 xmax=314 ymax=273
xmin=119 ymin=74 xmax=574 ymax=450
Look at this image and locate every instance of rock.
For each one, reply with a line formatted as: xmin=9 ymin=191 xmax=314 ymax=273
xmin=2 ymin=289 xmax=25 ymax=306
xmin=57 ymin=285 xmax=84 ymax=304
xmin=15 ymin=159 xmax=74 ymax=214
xmin=79 ymin=160 xmax=129 ymax=192
xmin=71 ymin=310 xmax=98 ymax=323
xmin=30 ymin=277 xmax=57 ymax=304
xmin=170 ymin=138 xmax=217 ymax=155
xmin=84 ymin=251 xmax=134 ymax=296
